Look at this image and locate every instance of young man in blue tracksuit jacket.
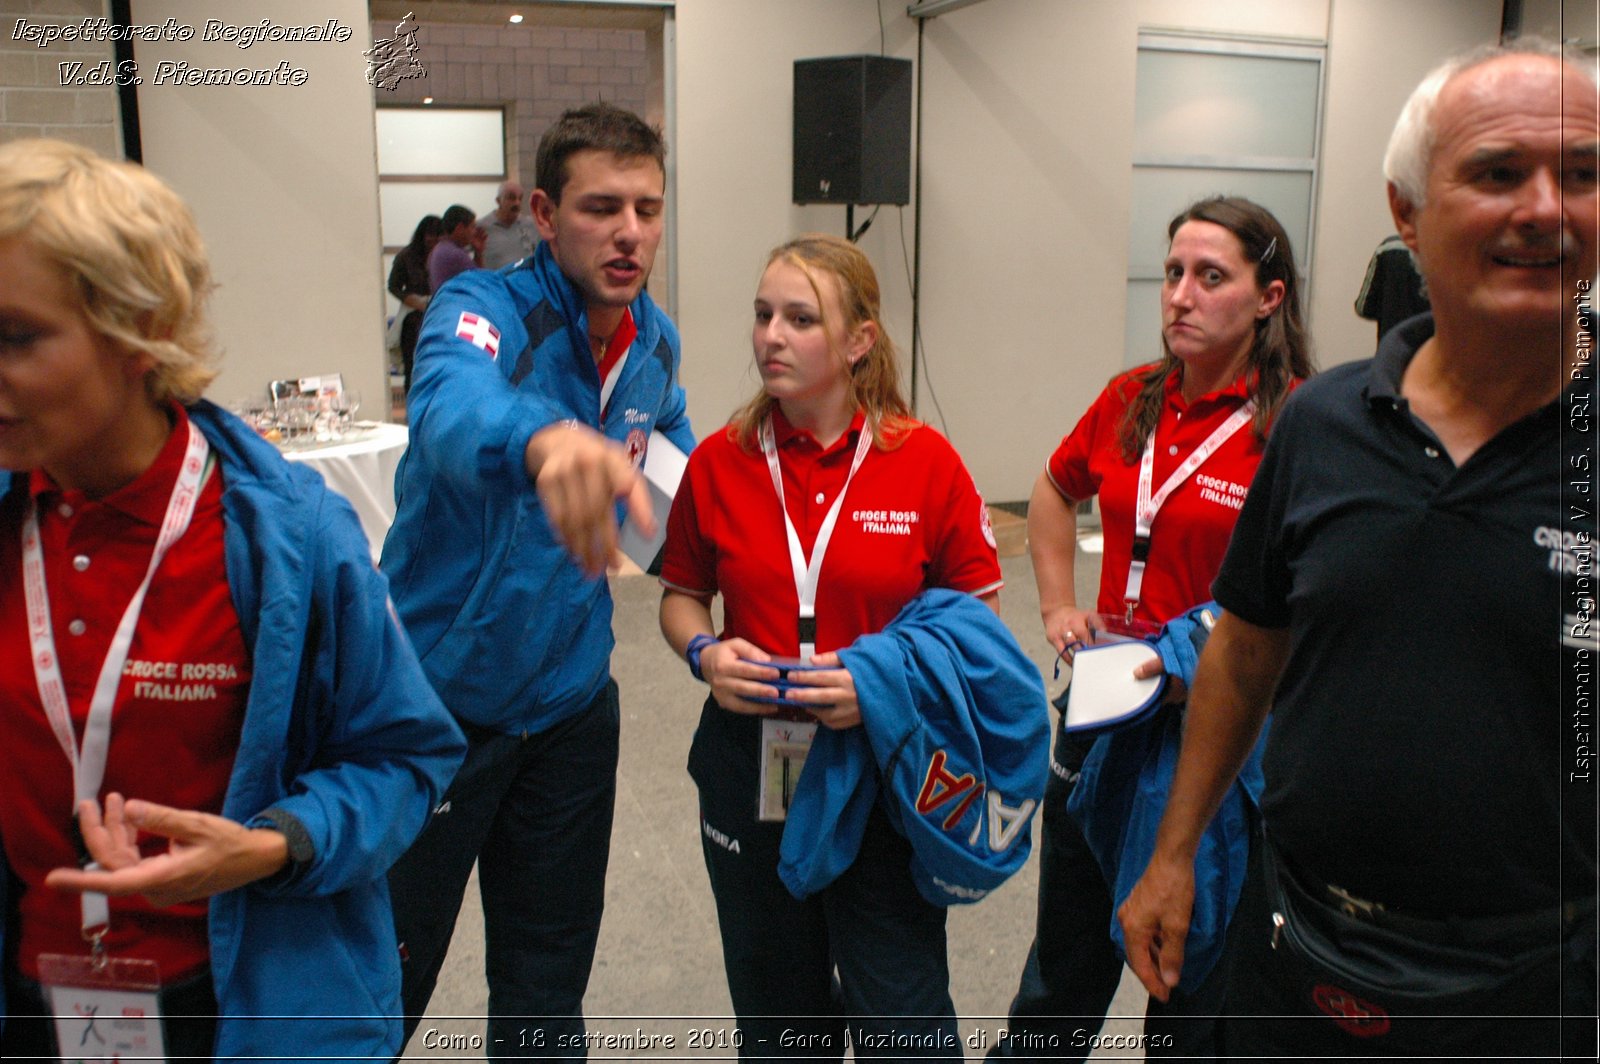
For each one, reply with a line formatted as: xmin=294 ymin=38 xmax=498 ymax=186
xmin=1 ymin=401 xmax=466 ymax=1062
xmin=380 ymin=103 xmax=693 ymax=1056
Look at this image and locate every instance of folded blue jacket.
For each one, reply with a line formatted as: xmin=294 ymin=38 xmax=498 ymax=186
xmin=1068 ymin=601 xmax=1266 ymax=992
xmin=777 ymin=589 xmax=1051 ymax=906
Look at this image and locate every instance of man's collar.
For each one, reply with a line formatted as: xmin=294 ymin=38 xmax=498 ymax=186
xmin=596 ymin=308 xmax=637 ymax=377
xmin=1366 ymin=313 xmax=1436 ymax=406
xmin=1368 ymin=310 xmax=1597 ymax=412
xmin=533 ymin=241 xmax=647 ymax=341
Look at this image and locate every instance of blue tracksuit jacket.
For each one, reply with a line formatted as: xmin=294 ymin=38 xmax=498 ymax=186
xmin=777 ymin=589 xmax=1051 ymax=906
xmin=0 ymin=401 xmax=465 ymax=1061
xmin=381 ymin=244 xmax=694 ymax=733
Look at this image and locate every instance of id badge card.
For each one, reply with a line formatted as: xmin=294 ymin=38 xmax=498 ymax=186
xmin=758 ymin=717 xmax=817 ymax=822
xmin=38 ymin=952 xmax=165 ymax=1063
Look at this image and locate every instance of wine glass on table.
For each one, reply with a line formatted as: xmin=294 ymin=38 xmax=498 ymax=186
xmin=336 ymin=389 xmax=363 ymax=436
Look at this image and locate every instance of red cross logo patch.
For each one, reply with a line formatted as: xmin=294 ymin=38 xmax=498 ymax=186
xmin=1311 ymin=983 xmax=1391 ymax=1038
xmin=624 ymin=428 xmax=648 ymax=470
xmin=455 ymin=312 xmax=501 ymax=359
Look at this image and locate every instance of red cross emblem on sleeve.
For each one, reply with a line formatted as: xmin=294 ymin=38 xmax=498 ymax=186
xmin=456 ymin=312 xmax=501 ymax=358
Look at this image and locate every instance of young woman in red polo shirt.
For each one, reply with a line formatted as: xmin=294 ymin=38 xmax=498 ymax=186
xmin=659 ymin=234 xmax=1002 ymax=1058
xmin=992 ymin=196 xmax=1312 ymax=1061
xmin=0 ymin=139 xmax=461 ymax=1061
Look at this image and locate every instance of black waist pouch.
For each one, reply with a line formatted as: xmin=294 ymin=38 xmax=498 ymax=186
xmin=1263 ymin=841 xmax=1584 ymax=1017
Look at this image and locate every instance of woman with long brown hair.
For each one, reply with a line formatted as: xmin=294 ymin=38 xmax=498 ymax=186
xmin=995 ymin=196 xmax=1312 ymax=1061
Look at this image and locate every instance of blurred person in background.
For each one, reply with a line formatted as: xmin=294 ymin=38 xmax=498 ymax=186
xmin=482 ymin=180 xmax=539 ymax=270
xmin=388 ymin=212 xmax=443 ymax=394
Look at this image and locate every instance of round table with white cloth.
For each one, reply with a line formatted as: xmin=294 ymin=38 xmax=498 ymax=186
xmin=281 ymin=423 xmax=409 ymax=559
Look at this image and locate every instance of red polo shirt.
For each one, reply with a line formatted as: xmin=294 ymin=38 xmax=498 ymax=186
xmin=0 ymin=405 xmax=251 ymax=981
xmin=1046 ymin=366 xmax=1293 ymax=624
xmin=661 ymin=410 xmax=1002 ymax=655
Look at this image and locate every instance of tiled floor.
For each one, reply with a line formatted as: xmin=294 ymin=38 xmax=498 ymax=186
xmin=401 ymin=547 xmax=1151 ymax=1061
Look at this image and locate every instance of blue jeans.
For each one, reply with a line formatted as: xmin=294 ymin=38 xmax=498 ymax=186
xmin=991 ymin=717 xmax=1228 ymax=1062
xmin=389 ymin=680 xmax=620 ymax=1060
xmin=690 ymin=698 xmax=961 ymax=1063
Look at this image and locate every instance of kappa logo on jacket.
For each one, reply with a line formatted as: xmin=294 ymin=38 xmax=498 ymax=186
xmin=915 ymin=749 xmax=1037 ymax=853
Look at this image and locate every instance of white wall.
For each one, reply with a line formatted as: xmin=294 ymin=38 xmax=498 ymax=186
xmin=122 ymin=0 xmax=1512 ymax=497
xmin=130 ymin=0 xmax=387 ymax=411
xmin=914 ymin=0 xmax=1138 ymax=502
xmin=1136 ymin=0 xmax=1328 ymax=37
xmin=673 ymin=0 xmax=1505 ymax=500
xmin=1311 ymin=0 xmax=1502 ymax=376
xmin=1522 ymin=0 xmax=1600 ymax=43
xmin=673 ymin=0 xmax=919 ymax=450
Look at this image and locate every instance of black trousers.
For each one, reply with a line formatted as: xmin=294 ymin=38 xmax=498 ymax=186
xmin=690 ymin=698 xmax=961 ymax=1062
xmin=990 ymin=721 xmax=1233 ymax=1063
xmin=388 ymin=682 xmax=621 ymax=1060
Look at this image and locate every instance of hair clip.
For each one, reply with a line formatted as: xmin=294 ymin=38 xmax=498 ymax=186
xmin=1259 ymin=237 xmax=1278 ymax=264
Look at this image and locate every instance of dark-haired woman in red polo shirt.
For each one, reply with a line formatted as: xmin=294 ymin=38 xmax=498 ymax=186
xmin=993 ymin=196 xmax=1312 ymax=1061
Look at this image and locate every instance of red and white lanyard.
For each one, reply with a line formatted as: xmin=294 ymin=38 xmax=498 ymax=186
xmin=760 ymin=417 xmax=873 ymax=662
xmin=1124 ymin=401 xmax=1254 ymax=621
xmin=22 ymin=420 xmax=209 ymax=937
xmin=596 ymin=312 xmax=634 ymax=416
xmin=598 ymin=351 xmax=629 ymax=415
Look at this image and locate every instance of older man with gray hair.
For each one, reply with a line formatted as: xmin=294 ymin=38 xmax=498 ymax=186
xmin=1118 ymin=38 xmax=1597 ymax=1058
xmin=482 ymin=178 xmax=539 ymax=269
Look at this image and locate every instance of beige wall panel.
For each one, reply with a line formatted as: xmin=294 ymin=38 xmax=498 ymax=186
xmin=674 ymin=0 xmax=919 ymax=449
xmin=1138 ymin=0 xmax=1328 ymax=38
xmin=913 ymin=0 xmax=1138 ymax=501
xmin=676 ymin=0 xmax=1518 ymax=500
xmin=131 ymin=0 xmax=387 ymax=410
xmin=1311 ymin=0 xmax=1502 ymax=370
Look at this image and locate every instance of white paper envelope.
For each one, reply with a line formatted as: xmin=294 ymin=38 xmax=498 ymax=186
xmin=618 ymin=431 xmax=688 ymax=570
xmin=1063 ymin=640 xmax=1167 ymax=733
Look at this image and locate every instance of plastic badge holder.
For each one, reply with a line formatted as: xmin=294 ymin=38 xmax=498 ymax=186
xmin=1062 ymin=640 xmax=1167 ymax=734
xmin=756 ymin=655 xmax=828 ymax=676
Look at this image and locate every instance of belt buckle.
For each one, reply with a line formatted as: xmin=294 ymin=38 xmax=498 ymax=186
xmin=1327 ymin=882 xmax=1385 ymax=920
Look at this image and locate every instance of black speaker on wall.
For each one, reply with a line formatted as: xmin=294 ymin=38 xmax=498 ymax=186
xmin=793 ymin=55 xmax=912 ymax=206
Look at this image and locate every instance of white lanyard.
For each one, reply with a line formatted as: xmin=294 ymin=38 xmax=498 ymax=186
xmin=1123 ymin=400 xmax=1254 ymax=620
xmin=22 ymin=420 xmax=209 ymax=937
xmin=599 ymin=351 xmax=628 ymax=415
xmin=760 ymin=416 xmax=873 ymax=661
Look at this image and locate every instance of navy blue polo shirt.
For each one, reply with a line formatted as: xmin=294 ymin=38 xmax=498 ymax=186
xmin=1214 ymin=314 xmax=1596 ymax=916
